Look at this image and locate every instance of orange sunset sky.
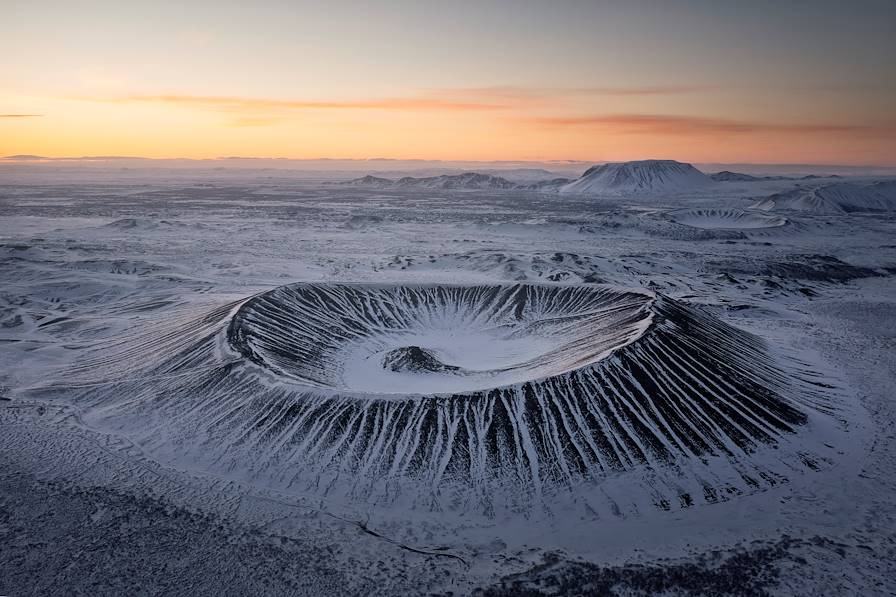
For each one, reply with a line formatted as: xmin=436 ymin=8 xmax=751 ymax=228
xmin=3 ymin=0 xmax=895 ymax=165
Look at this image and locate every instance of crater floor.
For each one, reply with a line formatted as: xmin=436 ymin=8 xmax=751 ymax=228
xmin=229 ymin=283 xmax=653 ymax=394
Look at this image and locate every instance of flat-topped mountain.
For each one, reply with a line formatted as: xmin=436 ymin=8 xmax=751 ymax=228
xmin=560 ymin=160 xmax=712 ymax=195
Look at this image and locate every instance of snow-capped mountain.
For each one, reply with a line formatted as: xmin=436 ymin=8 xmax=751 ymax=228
xmin=394 ymin=172 xmax=517 ymax=189
xmin=337 ymin=174 xmax=394 ymax=187
xmin=711 ymin=171 xmax=842 ymax=183
xmin=710 ymin=170 xmax=760 ymax=182
xmin=478 ymin=168 xmax=562 ymax=182
xmin=516 ymin=177 xmax=574 ymax=191
xmin=336 ymin=172 xmax=517 ymax=190
xmin=560 ymin=160 xmax=712 ymax=195
xmin=752 ymin=181 xmax=896 ymax=214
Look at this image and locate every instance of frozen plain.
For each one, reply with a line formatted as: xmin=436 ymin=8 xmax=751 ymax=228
xmin=1 ymin=163 xmax=895 ymax=595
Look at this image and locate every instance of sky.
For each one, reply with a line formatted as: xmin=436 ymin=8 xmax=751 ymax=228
xmin=2 ymin=0 xmax=895 ymax=164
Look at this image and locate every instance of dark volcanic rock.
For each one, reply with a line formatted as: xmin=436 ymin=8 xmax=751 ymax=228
xmin=710 ymin=254 xmax=881 ymax=282
xmin=382 ymin=345 xmax=460 ymax=373
xmin=474 ymin=536 xmax=842 ymax=597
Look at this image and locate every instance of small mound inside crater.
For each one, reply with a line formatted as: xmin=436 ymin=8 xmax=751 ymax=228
xmin=381 ymin=346 xmax=461 ymax=374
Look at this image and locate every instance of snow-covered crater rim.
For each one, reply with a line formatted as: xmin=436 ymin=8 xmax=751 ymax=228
xmin=666 ymin=208 xmax=789 ymax=230
xmin=226 ymin=282 xmax=657 ymax=397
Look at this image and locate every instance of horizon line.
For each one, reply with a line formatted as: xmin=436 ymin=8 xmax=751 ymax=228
xmin=2 ymin=154 xmax=896 ymax=169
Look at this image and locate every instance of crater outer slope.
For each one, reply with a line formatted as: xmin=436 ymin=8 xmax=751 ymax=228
xmin=55 ymin=283 xmax=844 ymax=520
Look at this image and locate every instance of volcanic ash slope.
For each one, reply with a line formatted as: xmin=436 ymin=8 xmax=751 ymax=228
xmin=41 ymin=283 xmax=853 ymax=523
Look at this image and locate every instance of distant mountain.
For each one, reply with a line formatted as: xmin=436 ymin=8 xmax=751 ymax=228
xmin=869 ymin=180 xmax=896 ymax=196
xmin=334 ymin=172 xmax=517 ymax=190
xmin=338 ymin=175 xmax=394 ymax=187
xmin=394 ymin=172 xmax=517 ymax=190
xmin=710 ymin=171 xmax=760 ymax=182
xmin=752 ymin=181 xmax=896 ymax=214
xmin=332 ymin=163 xmax=863 ymax=197
xmin=560 ymin=160 xmax=712 ymax=195
xmin=711 ymin=171 xmax=844 ymax=183
xmin=478 ymin=168 xmax=562 ymax=182
xmin=516 ymin=177 xmax=574 ymax=191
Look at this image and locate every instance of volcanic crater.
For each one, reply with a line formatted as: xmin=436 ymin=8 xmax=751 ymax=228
xmin=67 ymin=282 xmax=846 ymax=518
xmin=227 ymin=284 xmax=653 ymax=395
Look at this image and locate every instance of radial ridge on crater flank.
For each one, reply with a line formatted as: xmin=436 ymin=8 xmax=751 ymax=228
xmin=57 ymin=282 xmax=848 ymax=521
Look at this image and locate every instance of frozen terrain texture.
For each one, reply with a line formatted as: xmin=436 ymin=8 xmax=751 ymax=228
xmin=337 ymin=172 xmax=518 ymax=190
xmin=1 ymin=159 xmax=895 ymax=595
xmin=667 ymin=208 xmax=789 ymax=229
xmin=752 ymin=181 xmax=896 ymax=214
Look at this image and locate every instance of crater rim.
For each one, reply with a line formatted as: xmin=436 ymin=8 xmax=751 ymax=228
xmin=227 ymin=281 xmax=658 ymax=397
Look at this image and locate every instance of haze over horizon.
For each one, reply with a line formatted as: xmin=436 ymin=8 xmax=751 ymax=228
xmin=3 ymin=0 xmax=895 ymax=165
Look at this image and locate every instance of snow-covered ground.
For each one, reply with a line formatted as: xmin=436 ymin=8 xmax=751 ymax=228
xmin=1 ymin=165 xmax=895 ymax=595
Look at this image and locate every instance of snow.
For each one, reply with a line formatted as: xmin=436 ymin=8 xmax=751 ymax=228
xmin=667 ymin=208 xmax=788 ymax=229
xmin=1 ymin=165 xmax=895 ymax=594
xmin=711 ymin=170 xmax=761 ymax=182
xmin=334 ymin=161 xmax=720 ymax=195
xmin=560 ymin=159 xmax=713 ymax=195
xmin=336 ymin=172 xmax=518 ymax=190
xmin=752 ymin=181 xmax=896 ymax=213
xmin=231 ymin=283 xmax=652 ymax=395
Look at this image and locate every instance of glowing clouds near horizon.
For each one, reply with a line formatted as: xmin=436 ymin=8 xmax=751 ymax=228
xmin=2 ymin=2 xmax=895 ymax=163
